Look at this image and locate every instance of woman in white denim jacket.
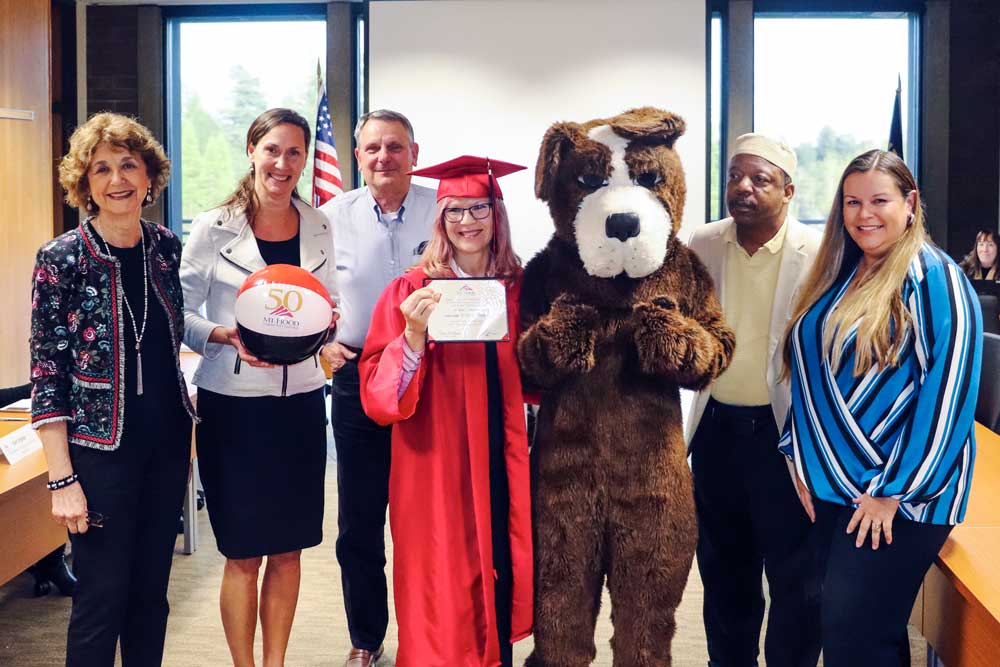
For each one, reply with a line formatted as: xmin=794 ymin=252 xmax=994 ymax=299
xmin=179 ymin=108 xmax=339 ymax=667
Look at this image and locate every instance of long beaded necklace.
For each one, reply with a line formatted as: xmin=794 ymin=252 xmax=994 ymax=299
xmin=93 ymin=220 xmax=149 ymax=395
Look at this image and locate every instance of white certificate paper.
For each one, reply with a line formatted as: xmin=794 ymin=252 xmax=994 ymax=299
xmin=425 ymin=278 xmax=509 ymax=343
xmin=0 ymin=424 xmax=43 ymax=465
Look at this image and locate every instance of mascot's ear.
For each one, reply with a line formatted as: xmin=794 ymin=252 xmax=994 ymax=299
xmin=535 ymin=122 xmax=583 ymax=202
xmin=609 ymin=107 xmax=687 ymax=149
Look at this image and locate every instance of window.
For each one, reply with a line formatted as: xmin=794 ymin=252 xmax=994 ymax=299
xmin=165 ymin=7 xmax=327 ymax=239
xmin=708 ymin=12 xmax=724 ymax=221
xmin=355 ymin=8 xmax=367 ymax=189
xmin=753 ymin=14 xmax=917 ymax=222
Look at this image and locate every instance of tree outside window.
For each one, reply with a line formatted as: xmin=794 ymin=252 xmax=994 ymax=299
xmin=176 ymin=20 xmax=327 ymax=239
xmin=753 ymin=16 xmax=912 ymax=223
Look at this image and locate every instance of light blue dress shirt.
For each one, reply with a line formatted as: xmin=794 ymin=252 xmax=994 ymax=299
xmin=319 ymin=184 xmax=437 ymax=348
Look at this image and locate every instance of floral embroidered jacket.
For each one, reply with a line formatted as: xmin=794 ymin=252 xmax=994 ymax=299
xmin=30 ymin=218 xmax=197 ymax=450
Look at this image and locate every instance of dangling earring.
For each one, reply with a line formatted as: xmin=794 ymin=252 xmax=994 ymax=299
xmin=249 ymin=161 xmax=255 ymax=175
xmin=85 ymin=197 xmax=95 ymax=213
xmin=907 ymin=212 xmax=915 ymax=227
xmin=144 ymin=188 xmax=153 ymax=205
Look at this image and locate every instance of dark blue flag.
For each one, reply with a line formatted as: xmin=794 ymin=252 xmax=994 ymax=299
xmin=889 ymin=75 xmax=903 ymax=159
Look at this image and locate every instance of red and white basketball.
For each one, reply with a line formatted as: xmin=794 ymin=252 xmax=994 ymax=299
xmin=235 ymin=264 xmax=334 ymax=365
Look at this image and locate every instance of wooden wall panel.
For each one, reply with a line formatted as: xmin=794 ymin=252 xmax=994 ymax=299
xmin=0 ymin=0 xmax=53 ymax=388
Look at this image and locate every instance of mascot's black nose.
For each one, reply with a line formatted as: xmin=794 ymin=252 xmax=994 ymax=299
xmin=605 ymin=213 xmax=641 ymax=241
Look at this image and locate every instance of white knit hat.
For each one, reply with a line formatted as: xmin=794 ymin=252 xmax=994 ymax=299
xmin=731 ymin=133 xmax=797 ymax=180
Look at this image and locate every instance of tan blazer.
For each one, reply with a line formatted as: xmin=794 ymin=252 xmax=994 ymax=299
xmin=684 ymin=216 xmax=821 ymax=443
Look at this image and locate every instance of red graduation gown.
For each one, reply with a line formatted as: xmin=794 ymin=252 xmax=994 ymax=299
xmin=359 ymin=267 xmax=533 ymax=667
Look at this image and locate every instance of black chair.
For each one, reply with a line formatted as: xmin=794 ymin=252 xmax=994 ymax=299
xmin=978 ymin=294 xmax=1000 ymax=335
xmin=976 ymin=332 xmax=1000 ymax=432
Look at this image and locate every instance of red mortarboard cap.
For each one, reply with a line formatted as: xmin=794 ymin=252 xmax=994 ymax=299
xmin=408 ymin=155 xmax=526 ymax=201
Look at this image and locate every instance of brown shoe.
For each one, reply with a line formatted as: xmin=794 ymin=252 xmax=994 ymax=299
xmin=344 ymin=645 xmax=384 ymax=667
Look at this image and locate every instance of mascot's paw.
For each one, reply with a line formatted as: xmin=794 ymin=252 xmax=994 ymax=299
xmin=533 ymin=294 xmax=600 ymax=374
xmin=632 ymin=297 xmax=705 ymax=378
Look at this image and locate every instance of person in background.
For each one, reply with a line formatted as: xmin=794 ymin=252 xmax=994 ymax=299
xmin=780 ymin=149 xmax=982 ymax=666
xmin=959 ymin=229 xmax=1000 ymax=281
xmin=31 ymin=112 xmax=196 ymax=666
xmin=318 ymin=109 xmax=436 ymax=667
xmin=0 ymin=383 xmax=32 ymax=408
xmin=360 ymin=156 xmax=533 ymax=667
xmin=685 ymin=134 xmax=823 ymax=667
xmin=180 ymin=108 xmax=338 ymax=667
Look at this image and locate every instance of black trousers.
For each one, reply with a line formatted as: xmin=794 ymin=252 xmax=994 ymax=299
xmin=690 ymin=399 xmax=821 ymax=667
xmin=486 ymin=342 xmax=513 ymax=667
xmin=65 ymin=424 xmax=191 ymax=667
xmin=331 ymin=356 xmax=392 ymax=651
xmin=813 ymin=500 xmax=952 ymax=667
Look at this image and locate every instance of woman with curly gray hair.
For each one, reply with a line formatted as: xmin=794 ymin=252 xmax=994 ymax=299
xmin=31 ymin=112 xmax=196 ymax=666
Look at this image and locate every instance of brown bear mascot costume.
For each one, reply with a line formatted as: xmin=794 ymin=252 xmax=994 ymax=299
xmin=519 ymin=107 xmax=735 ymax=666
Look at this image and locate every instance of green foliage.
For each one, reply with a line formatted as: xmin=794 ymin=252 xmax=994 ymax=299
xmin=180 ymin=95 xmax=236 ymax=219
xmin=221 ymin=65 xmax=266 ymax=176
xmin=709 ymin=126 xmax=874 ymax=223
xmin=790 ymin=127 xmax=876 ymax=222
xmin=709 ymin=133 xmax=722 ymax=220
xmin=279 ymin=70 xmax=320 ymax=201
xmin=180 ymin=68 xmax=321 ymax=221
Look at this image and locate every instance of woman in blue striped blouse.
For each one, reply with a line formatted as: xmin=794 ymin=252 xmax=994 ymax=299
xmin=778 ymin=149 xmax=982 ymax=666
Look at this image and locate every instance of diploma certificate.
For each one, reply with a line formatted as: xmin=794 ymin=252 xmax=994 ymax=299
xmin=425 ymin=278 xmax=509 ymax=342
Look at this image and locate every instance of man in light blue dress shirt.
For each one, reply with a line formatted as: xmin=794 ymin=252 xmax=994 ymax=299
xmin=319 ymin=110 xmax=436 ymax=667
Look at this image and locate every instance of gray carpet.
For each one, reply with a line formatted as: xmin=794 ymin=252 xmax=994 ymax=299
xmin=0 ymin=430 xmax=927 ymax=666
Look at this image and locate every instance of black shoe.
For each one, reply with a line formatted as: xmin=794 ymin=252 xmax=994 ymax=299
xmin=29 ymin=547 xmax=77 ymax=597
xmin=32 ymin=578 xmax=53 ymax=597
xmin=46 ymin=556 xmax=77 ymax=596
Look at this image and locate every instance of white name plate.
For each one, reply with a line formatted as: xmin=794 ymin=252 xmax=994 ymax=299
xmin=0 ymin=424 xmax=43 ymax=465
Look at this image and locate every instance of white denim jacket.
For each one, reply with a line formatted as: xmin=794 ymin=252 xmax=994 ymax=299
xmin=180 ymin=198 xmax=339 ymax=397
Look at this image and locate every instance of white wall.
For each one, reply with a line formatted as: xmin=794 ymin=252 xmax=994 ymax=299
xmin=370 ymin=0 xmax=706 ymax=260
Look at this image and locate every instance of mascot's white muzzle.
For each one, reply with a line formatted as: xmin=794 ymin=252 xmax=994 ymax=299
xmin=574 ymin=185 xmax=673 ymax=279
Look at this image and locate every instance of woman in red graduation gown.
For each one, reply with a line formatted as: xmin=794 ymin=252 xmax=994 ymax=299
xmin=359 ymin=156 xmax=532 ymax=667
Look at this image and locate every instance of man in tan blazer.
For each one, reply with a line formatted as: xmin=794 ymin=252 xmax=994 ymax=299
xmin=685 ymin=134 xmax=822 ymax=667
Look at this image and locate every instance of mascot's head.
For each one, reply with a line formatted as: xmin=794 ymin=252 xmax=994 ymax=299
xmin=535 ymin=107 xmax=687 ymax=279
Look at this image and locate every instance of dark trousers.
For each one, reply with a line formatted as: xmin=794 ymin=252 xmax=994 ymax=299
xmin=331 ymin=356 xmax=392 ymax=651
xmin=486 ymin=342 xmax=513 ymax=667
xmin=814 ymin=500 xmax=952 ymax=667
xmin=65 ymin=425 xmax=191 ymax=667
xmin=690 ymin=399 xmax=821 ymax=667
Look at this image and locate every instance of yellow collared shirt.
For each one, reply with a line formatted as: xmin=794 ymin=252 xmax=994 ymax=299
xmin=710 ymin=221 xmax=787 ymax=406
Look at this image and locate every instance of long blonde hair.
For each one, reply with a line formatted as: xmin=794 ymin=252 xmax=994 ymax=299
xmin=782 ymin=150 xmax=925 ymax=378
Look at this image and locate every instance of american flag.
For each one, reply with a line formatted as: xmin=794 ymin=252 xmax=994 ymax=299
xmin=312 ymin=86 xmax=343 ymax=207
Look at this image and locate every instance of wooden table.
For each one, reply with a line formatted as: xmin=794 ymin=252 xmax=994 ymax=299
xmin=915 ymin=423 xmax=1000 ymax=667
xmin=0 ymin=351 xmax=203 ymax=587
xmin=0 ymin=417 xmax=66 ymax=587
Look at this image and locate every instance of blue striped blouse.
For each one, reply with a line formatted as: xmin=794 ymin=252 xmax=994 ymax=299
xmin=779 ymin=244 xmax=982 ymax=525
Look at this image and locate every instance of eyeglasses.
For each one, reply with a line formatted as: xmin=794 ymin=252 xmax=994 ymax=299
xmin=86 ymin=511 xmax=108 ymax=528
xmin=443 ymin=202 xmax=492 ymax=223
